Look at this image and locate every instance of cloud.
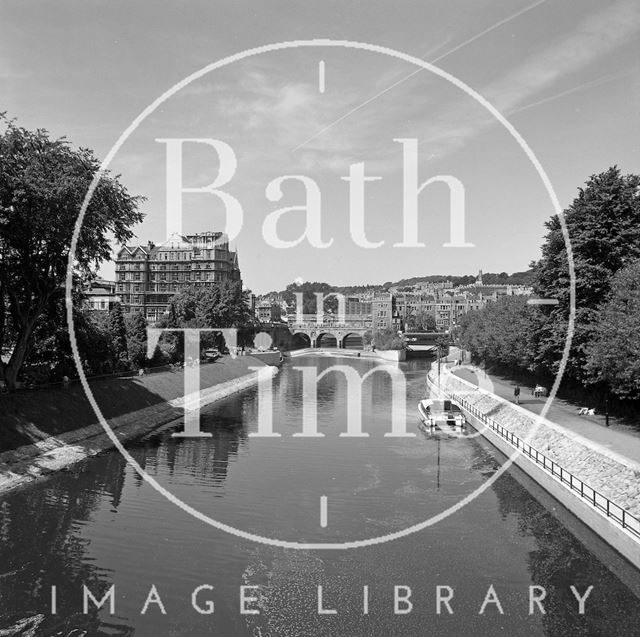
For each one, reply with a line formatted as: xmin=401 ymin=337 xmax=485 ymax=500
xmin=160 ymin=1 xmax=640 ymax=177
xmin=418 ymin=0 xmax=640 ymax=154
xmin=199 ymin=64 xmax=430 ymax=175
xmin=488 ymin=0 xmax=639 ymax=111
xmin=292 ymin=0 xmax=549 ymax=154
xmin=510 ymin=69 xmax=638 ymax=115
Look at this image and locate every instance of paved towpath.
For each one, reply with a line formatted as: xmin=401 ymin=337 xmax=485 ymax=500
xmin=449 ymin=360 xmax=640 ymax=464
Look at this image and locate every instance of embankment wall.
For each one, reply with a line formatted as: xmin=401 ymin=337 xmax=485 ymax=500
xmin=429 ymin=366 xmax=640 ymax=569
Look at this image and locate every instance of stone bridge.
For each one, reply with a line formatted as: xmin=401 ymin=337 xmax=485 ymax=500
xmin=289 ymin=316 xmax=370 ymax=349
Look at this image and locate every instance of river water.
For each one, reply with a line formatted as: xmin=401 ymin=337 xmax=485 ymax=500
xmin=1 ymin=355 xmax=639 ymax=636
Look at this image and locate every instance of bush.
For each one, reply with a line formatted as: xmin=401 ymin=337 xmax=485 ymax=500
xmin=373 ymin=328 xmax=405 ymax=351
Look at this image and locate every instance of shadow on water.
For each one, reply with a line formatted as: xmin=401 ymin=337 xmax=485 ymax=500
xmin=236 ymin=436 xmax=640 ymax=637
xmin=0 ymin=452 xmax=133 ymax=636
xmin=0 ymin=356 xmax=639 ymax=636
xmin=489 ymin=453 xmax=640 ymax=637
xmin=130 ymin=398 xmax=249 ymax=487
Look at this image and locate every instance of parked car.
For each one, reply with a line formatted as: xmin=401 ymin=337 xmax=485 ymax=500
xmin=203 ymin=348 xmax=221 ymax=361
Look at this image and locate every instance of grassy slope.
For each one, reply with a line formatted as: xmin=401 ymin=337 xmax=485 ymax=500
xmin=0 ymin=356 xmax=266 ymax=451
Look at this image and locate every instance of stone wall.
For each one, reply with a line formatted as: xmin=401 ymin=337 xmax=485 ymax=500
xmin=430 ymin=366 xmax=640 ymax=520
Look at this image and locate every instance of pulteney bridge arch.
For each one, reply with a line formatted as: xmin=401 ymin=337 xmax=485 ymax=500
xmin=290 ymin=325 xmax=369 ymax=349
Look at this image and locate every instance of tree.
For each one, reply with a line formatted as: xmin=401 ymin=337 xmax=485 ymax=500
xmin=282 ymin=281 xmax=338 ymax=315
xmin=0 ymin=116 xmax=144 ymax=389
xmin=456 ymin=296 xmax=543 ymax=373
xmin=125 ymin=312 xmax=149 ymax=369
xmin=27 ymin=300 xmax=116 ymax=380
xmin=373 ymin=328 xmax=405 ymax=351
xmin=108 ymin=302 xmax=129 ymax=369
xmin=585 ymin=260 xmax=640 ymax=400
xmin=435 ymin=333 xmax=450 ymax=358
xmin=406 ymin=309 xmax=436 ymax=332
xmin=159 ymin=282 xmax=255 ymax=357
xmin=166 ymin=281 xmax=252 ymax=329
xmin=532 ymin=167 xmax=640 ymax=382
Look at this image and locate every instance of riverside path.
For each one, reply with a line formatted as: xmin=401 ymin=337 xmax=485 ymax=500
xmin=451 ymin=361 xmax=640 ymax=465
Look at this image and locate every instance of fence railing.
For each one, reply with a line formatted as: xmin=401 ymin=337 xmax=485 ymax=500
xmin=427 ymin=372 xmax=640 ymax=541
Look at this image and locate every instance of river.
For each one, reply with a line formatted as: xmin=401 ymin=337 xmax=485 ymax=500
xmin=0 ymin=354 xmax=639 ymax=636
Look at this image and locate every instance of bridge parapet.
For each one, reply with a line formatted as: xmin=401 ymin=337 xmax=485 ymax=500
xmin=291 ymin=322 xmax=371 ymax=331
xmin=289 ymin=315 xmax=372 ymax=331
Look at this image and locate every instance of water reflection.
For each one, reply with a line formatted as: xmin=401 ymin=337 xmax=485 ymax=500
xmin=0 ymin=356 xmax=638 ymax=636
xmin=0 ymin=453 xmax=131 ymax=635
xmin=492 ymin=472 xmax=640 ymax=636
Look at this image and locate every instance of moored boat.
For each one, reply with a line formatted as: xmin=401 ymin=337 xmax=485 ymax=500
xmin=418 ymin=398 xmax=466 ymax=429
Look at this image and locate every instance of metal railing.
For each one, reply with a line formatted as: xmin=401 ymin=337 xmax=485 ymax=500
xmin=427 ymin=373 xmax=640 ymax=540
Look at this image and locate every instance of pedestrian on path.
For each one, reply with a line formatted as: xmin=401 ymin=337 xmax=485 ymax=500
xmin=514 ymin=385 xmax=521 ymax=405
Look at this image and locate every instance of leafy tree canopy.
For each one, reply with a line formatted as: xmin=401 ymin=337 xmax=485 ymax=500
xmin=585 ymin=260 xmax=640 ymax=400
xmin=164 ymin=281 xmax=253 ymax=329
xmin=532 ymin=166 xmax=640 ymax=382
xmin=0 ymin=115 xmax=144 ymax=389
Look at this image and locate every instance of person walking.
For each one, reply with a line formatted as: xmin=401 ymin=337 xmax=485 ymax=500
xmin=514 ymin=385 xmax=521 ymax=405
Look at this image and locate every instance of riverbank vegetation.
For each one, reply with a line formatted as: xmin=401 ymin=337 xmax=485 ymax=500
xmin=363 ymin=328 xmax=405 ymax=351
xmin=14 ymin=280 xmax=257 ymax=386
xmin=0 ymin=118 xmax=261 ymax=390
xmin=456 ymin=167 xmax=640 ymax=410
xmin=0 ymin=116 xmax=143 ymax=390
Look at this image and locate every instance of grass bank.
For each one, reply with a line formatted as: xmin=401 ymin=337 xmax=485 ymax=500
xmin=0 ymin=356 xmax=277 ymax=494
xmin=0 ymin=356 xmax=267 ymax=451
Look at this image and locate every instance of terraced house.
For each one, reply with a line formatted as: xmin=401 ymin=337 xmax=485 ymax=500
xmin=115 ymin=231 xmax=242 ymax=322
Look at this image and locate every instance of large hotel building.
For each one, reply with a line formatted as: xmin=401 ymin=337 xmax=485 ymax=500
xmin=115 ymin=231 xmax=241 ymax=322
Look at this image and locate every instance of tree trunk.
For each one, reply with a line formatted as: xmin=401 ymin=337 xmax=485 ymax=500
xmin=2 ymin=359 xmax=19 ymax=391
xmin=2 ymin=325 xmax=34 ymax=391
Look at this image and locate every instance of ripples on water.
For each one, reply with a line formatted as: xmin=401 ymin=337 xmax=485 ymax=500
xmin=0 ymin=355 xmax=639 ymax=636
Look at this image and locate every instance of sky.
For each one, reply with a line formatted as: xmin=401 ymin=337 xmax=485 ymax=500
xmin=1 ymin=0 xmax=639 ymax=293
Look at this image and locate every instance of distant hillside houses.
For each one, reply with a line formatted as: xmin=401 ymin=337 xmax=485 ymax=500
xmin=93 ymin=261 xmax=532 ymax=334
xmin=281 ymin=270 xmax=533 ymax=331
